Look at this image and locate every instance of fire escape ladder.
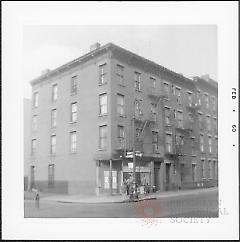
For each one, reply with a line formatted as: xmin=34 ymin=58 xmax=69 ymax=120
xmin=140 ymin=120 xmax=149 ymax=138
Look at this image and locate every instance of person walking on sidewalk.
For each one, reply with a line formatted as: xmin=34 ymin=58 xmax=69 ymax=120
xmin=32 ymin=188 xmax=40 ymax=209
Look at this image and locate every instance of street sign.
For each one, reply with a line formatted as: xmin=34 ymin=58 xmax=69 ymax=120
xmin=125 ymin=151 xmax=143 ymax=158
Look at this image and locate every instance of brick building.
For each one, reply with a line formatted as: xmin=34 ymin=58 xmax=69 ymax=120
xmin=26 ymin=42 xmax=218 ymax=195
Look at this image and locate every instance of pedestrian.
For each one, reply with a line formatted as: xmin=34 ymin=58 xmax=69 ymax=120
xmin=33 ymin=189 xmax=40 ymax=209
xmin=126 ymin=178 xmax=130 ymax=196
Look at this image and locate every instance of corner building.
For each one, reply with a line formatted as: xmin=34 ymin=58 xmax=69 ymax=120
xmin=28 ymin=43 xmax=218 ymax=195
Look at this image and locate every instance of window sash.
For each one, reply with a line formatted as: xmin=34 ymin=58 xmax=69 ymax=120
xmin=99 ymin=64 xmax=107 ymax=85
xmin=48 ymin=164 xmax=54 ymax=186
xmin=52 ymin=84 xmax=58 ymax=101
xmin=51 ymin=110 xmax=57 ymax=127
xmin=71 ymin=103 xmax=77 ymax=122
xmin=99 ymin=126 xmax=107 ymax=149
xmin=134 ymin=72 xmax=141 ymax=91
xmin=51 ymin=136 xmax=56 ymax=154
xmin=99 ymin=94 xmax=107 ymax=115
xmin=33 ymin=92 xmax=39 ymax=107
xmin=117 ymin=95 xmax=124 ymax=115
xmin=33 ymin=116 xmax=37 ymax=130
xmin=70 ymin=132 xmax=77 ymax=152
xmin=150 ymin=77 xmax=156 ymax=88
xmin=117 ymin=65 xmax=124 ymax=85
xmin=71 ymin=76 xmax=77 ymax=94
xmin=31 ymin=139 xmax=36 ymax=154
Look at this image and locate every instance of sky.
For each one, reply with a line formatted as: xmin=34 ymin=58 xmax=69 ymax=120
xmin=23 ymin=25 xmax=217 ymax=98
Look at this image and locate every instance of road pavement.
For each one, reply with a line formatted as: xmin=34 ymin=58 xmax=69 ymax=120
xmin=24 ymin=188 xmax=218 ymax=218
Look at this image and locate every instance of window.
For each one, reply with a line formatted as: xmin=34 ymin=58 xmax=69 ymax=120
xmin=51 ymin=109 xmax=57 ymax=128
xmin=71 ymin=76 xmax=77 ymax=95
xmin=70 ymin=131 xmax=77 ymax=153
xmin=99 ymin=94 xmax=107 ymax=115
xmin=50 ymin=135 xmax=56 ymax=154
xmin=33 ymin=92 xmax=39 ymax=108
xmin=213 ymin=160 xmax=217 ymax=179
xmin=212 ymin=96 xmax=216 ymax=111
xmin=136 ymin=128 xmax=142 ymax=141
xmin=215 ymin=136 xmax=218 ymax=152
xmin=52 ymin=84 xmax=58 ymax=102
xmin=135 ymin=99 xmax=142 ymax=115
xmin=176 ymin=135 xmax=184 ymax=154
xmin=117 ymin=94 xmax=124 ymax=116
xmin=30 ymin=165 xmax=36 ymax=189
xmin=117 ymin=125 xmax=125 ymax=149
xmin=208 ymin=136 xmax=212 ymax=153
xmin=70 ymin=102 xmax=77 ymax=122
xmin=197 ymin=90 xmax=201 ymax=105
xmin=188 ymin=113 xmax=194 ymax=123
xmin=180 ymin=164 xmax=185 ymax=182
xmin=165 ymin=107 xmax=171 ymax=125
xmin=163 ymin=82 xmax=169 ymax=97
xmin=32 ymin=115 xmax=37 ymax=131
xmin=208 ymin=160 xmax=212 ymax=179
xmin=99 ymin=125 xmax=107 ymax=149
xmin=150 ymin=77 xmax=156 ymax=88
xmin=152 ymin=131 xmax=159 ymax=153
xmin=103 ymin=171 xmax=117 ymax=189
xmin=175 ymin=87 xmax=181 ymax=104
xmin=204 ymin=93 xmax=209 ymax=108
xmin=150 ymin=103 xmax=157 ymax=121
xmin=190 ymin=137 xmax=195 ymax=155
xmin=116 ymin=64 xmax=124 ymax=85
xmin=192 ymin=164 xmax=196 ymax=181
xmin=200 ymin=135 xmax=204 ymax=152
xmin=134 ymin=72 xmax=141 ymax=91
xmin=177 ymin=111 xmax=183 ymax=127
xmin=206 ymin=115 xmax=211 ymax=132
xmin=214 ymin=117 xmax=217 ymax=134
xmin=198 ymin=113 xmax=203 ymax=130
xmin=201 ymin=159 xmax=206 ymax=179
xmin=99 ymin=63 xmax=107 ymax=85
xmin=187 ymin=92 xmax=193 ymax=103
xmin=165 ymin=133 xmax=172 ymax=152
xmin=48 ymin=164 xmax=55 ymax=187
xmin=31 ymin=139 xmax=36 ymax=155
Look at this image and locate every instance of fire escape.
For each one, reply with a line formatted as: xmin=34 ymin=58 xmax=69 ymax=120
xmin=165 ymin=94 xmax=201 ymax=159
xmin=134 ymin=86 xmax=168 ymax=153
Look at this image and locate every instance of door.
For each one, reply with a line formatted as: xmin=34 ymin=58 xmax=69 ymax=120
xmin=154 ymin=168 xmax=161 ymax=191
xmin=165 ymin=163 xmax=171 ymax=191
xmin=30 ymin=165 xmax=35 ymax=189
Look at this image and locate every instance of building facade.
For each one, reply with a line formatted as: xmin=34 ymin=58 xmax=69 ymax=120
xmin=27 ymin=43 xmax=218 ymax=195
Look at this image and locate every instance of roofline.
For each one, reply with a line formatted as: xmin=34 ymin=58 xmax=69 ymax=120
xmin=194 ymin=76 xmax=218 ymax=90
xmin=30 ymin=42 xmax=213 ymax=88
xmin=30 ymin=42 xmax=112 ymax=85
xmin=109 ymin=43 xmax=194 ymax=85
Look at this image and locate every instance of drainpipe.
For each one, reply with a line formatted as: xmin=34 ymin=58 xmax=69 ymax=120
xmin=109 ymin=159 xmax=112 ymax=195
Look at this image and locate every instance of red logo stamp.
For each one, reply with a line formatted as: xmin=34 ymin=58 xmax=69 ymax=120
xmin=136 ymin=200 xmax=161 ymax=227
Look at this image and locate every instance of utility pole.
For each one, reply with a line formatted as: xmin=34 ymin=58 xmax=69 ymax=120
xmin=131 ymin=100 xmax=138 ymax=200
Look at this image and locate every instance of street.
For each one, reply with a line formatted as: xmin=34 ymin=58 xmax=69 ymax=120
xmin=24 ymin=189 xmax=218 ymax=218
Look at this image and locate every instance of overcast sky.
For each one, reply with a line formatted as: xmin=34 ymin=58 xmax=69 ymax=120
xmin=23 ymin=25 xmax=217 ymax=98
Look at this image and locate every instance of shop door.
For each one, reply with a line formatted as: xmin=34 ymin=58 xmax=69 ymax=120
xmin=154 ymin=168 xmax=161 ymax=191
xmin=165 ymin=163 xmax=171 ymax=191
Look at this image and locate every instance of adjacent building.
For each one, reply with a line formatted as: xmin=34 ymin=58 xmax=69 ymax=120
xmin=26 ymin=42 xmax=218 ymax=195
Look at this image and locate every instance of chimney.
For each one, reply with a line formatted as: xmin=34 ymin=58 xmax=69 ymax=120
xmin=200 ymin=74 xmax=210 ymax=82
xmin=41 ymin=69 xmax=51 ymax=75
xmin=90 ymin=42 xmax=101 ymax=52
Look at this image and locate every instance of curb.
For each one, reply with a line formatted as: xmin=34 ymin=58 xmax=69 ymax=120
xmin=41 ymin=187 xmax=218 ymax=204
xmin=54 ymin=196 xmax=157 ymax=204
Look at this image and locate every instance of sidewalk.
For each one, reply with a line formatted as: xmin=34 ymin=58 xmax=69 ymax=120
xmin=40 ymin=187 xmax=218 ymax=204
